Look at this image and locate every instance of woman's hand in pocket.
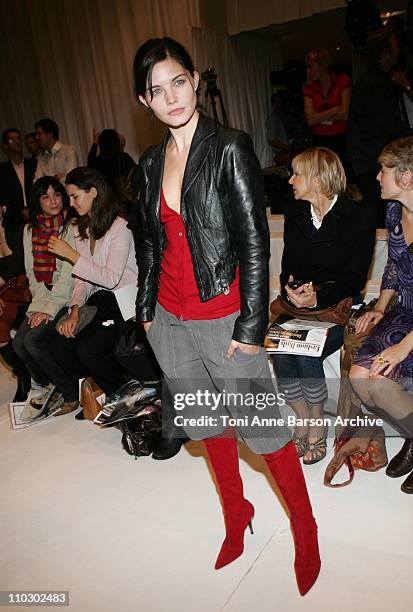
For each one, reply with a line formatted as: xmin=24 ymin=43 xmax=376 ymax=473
xmin=226 ymin=339 xmax=260 ymax=359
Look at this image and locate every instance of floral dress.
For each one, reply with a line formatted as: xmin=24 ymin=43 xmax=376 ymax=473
xmin=353 ymin=201 xmax=413 ymax=386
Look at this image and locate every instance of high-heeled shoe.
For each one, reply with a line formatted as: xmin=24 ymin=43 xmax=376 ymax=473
xmin=263 ymin=441 xmax=321 ymax=596
xmin=203 ymin=432 xmax=255 ymax=570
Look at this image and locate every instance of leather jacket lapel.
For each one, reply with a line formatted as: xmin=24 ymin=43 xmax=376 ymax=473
xmin=148 ymin=134 xmax=169 ymax=228
xmin=182 ymin=115 xmax=216 ymax=200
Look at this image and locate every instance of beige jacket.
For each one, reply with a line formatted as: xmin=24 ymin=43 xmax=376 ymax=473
xmin=24 ymin=222 xmax=75 ymax=318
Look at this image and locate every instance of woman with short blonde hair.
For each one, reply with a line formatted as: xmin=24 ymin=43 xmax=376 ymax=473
xmin=273 ymin=146 xmax=376 ymax=464
xmin=378 ymin=136 xmax=413 ymax=187
xmin=292 ymin=147 xmax=347 ymax=197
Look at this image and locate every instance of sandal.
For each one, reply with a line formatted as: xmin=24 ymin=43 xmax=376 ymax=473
xmin=293 ymin=433 xmax=309 ymax=458
xmin=303 ymin=437 xmax=327 ymax=465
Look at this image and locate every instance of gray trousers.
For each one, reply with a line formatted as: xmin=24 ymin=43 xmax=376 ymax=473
xmin=147 ymin=303 xmax=291 ymax=453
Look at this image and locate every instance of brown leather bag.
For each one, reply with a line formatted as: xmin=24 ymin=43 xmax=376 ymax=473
xmin=324 ymin=300 xmax=388 ymax=487
xmin=324 ymin=427 xmax=388 ymax=488
xmin=0 ymin=274 xmax=31 ymax=303
xmin=270 ymin=295 xmax=353 ymax=326
xmin=80 ymin=378 xmax=104 ymax=421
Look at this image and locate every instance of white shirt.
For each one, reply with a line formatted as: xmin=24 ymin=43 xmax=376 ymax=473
xmin=35 ymin=141 xmax=78 ymax=182
xmin=310 ymin=194 xmax=338 ymax=230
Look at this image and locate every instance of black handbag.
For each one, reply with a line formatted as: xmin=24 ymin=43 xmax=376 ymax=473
xmin=55 ymin=304 xmax=97 ymax=334
xmin=114 ymin=320 xmax=162 ymax=381
xmin=118 ymin=403 xmax=162 ymax=459
xmin=97 ymin=379 xmax=163 ymax=459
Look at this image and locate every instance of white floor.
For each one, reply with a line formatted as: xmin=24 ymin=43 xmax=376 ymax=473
xmin=1 ymin=361 xmax=412 ymax=612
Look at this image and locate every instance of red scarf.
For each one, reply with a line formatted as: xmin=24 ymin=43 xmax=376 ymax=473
xmin=32 ymin=211 xmax=66 ymax=283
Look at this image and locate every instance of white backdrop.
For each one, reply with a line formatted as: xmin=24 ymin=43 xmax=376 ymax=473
xmin=224 ymin=0 xmax=346 ymax=35
xmin=192 ymin=29 xmax=282 ymax=166
xmin=0 ymin=0 xmax=200 ymax=163
xmin=0 ymin=0 xmax=281 ymax=165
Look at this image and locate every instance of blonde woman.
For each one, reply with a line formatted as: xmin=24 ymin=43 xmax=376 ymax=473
xmin=273 ymin=147 xmax=376 ymax=463
xmin=350 ymin=136 xmax=413 ymax=494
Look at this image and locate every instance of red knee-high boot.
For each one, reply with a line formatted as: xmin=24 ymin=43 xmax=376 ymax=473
xmin=204 ymin=434 xmax=255 ymax=570
xmin=263 ymin=441 xmax=321 ymax=596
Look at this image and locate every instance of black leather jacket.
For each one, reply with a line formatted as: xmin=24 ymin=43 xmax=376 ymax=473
xmin=128 ymin=114 xmax=270 ymax=345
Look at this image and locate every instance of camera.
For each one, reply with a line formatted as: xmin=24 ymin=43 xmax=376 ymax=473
xmin=201 ymin=67 xmax=218 ymax=92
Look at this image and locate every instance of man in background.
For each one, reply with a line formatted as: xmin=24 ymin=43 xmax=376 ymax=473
xmin=35 ymin=118 xmax=77 ymax=182
xmin=24 ymin=132 xmax=43 ymax=160
xmin=347 ymin=29 xmax=412 ymax=226
xmin=0 ymin=128 xmax=37 ymax=221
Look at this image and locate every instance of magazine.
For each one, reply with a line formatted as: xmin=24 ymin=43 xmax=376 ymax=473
xmin=94 ymin=379 xmax=160 ymax=426
xmin=264 ymin=318 xmax=335 ymax=357
xmin=9 ymin=388 xmax=64 ymax=430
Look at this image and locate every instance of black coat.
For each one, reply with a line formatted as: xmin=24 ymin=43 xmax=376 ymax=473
xmin=347 ymin=68 xmax=412 ymax=175
xmin=0 ymin=223 xmax=24 ymax=281
xmin=280 ymin=196 xmax=377 ymax=309
xmin=129 ymin=114 xmax=270 ymax=345
xmin=0 ymin=157 xmax=37 ymax=219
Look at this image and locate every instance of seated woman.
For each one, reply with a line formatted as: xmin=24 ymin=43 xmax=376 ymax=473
xmin=0 ymin=204 xmax=31 ymax=401
xmin=13 ymin=177 xmax=75 ymax=416
xmin=272 ymin=147 xmax=376 ymax=464
xmin=47 ymin=166 xmax=138 ymax=417
xmin=350 ymin=136 xmax=413 ymax=495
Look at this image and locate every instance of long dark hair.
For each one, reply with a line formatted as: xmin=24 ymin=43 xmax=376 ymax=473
xmin=133 ymin=37 xmax=195 ymax=99
xmin=65 ymin=167 xmax=120 ymax=240
xmin=29 ymin=176 xmax=70 ymax=234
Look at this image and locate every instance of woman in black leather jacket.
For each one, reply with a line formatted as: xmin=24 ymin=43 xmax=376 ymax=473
xmin=129 ymin=37 xmax=320 ymax=595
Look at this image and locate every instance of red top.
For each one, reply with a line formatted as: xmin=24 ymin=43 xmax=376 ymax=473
xmin=304 ymin=72 xmax=351 ymax=136
xmin=157 ymin=191 xmax=241 ymax=320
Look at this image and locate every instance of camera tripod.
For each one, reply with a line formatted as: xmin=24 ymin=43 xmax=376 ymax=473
xmin=205 ymin=85 xmax=229 ymax=128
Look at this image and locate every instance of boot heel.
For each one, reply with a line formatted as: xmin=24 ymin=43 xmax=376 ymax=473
xmin=248 ymin=519 xmax=254 ymax=535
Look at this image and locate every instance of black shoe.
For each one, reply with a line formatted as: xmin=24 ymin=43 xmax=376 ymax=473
xmin=401 ymin=470 xmax=413 ymax=494
xmin=152 ymin=436 xmax=188 ymax=460
xmin=13 ymin=373 xmax=31 ymax=403
xmin=386 ymin=439 xmax=413 ymax=478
